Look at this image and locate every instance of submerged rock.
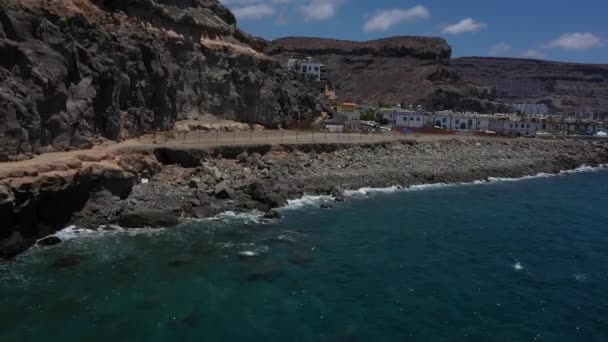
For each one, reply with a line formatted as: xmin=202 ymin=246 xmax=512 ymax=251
xmin=246 ymin=264 xmax=283 ymax=282
xmin=167 ymin=258 xmax=191 ymax=268
xmin=53 ymin=254 xmax=84 ymax=268
xmin=117 ymin=209 xmax=180 ymax=228
xmin=270 ymin=235 xmax=297 ymax=245
xmin=263 ymin=210 xmax=282 ymax=220
xmin=288 ymin=252 xmax=314 ymax=267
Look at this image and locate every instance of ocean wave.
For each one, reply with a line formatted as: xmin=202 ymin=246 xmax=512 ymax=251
xmin=211 ymin=210 xmax=264 ymax=224
xmin=487 ymin=173 xmax=554 ymax=182
xmin=344 ymin=164 xmax=608 ymax=198
xmin=50 ymin=225 xmax=165 ymax=242
xmin=513 ymin=261 xmax=524 ymax=271
xmin=283 ymin=195 xmax=335 ymax=210
xmin=344 ymin=186 xmax=401 ymax=197
xmin=561 ymin=164 xmax=607 ymax=174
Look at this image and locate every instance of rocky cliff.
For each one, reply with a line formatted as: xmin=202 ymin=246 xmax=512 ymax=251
xmin=269 ymin=36 xmax=508 ymax=112
xmin=452 ymin=57 xmax=608 ymax=114
xmin=0 ymin=0 xmax=319 ymax=160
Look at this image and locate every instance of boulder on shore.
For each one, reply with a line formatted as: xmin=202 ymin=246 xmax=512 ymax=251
xmin=37 ymin=236 xmax=62 ymax=247
xmin=214 ymin=181 xmax=234 ymax=199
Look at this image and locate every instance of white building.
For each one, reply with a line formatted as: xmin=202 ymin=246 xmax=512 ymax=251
xmin=287 ymin=57 xmax=327 ymax=81
xmin=489 ymin=120 xmax=547 ymax=136
xmin=427 ymin=114 xmax=490 ymax=131
xmin=393 ymin=111 xmax=425 ymax=128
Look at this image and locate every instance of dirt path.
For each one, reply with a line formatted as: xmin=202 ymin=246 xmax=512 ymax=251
xmin=0 ymin=130 xmax=495 ymax=177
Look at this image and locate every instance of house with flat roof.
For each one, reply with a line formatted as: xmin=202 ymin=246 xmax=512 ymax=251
xmin=287 ymin=57 xmax=327 ymax=81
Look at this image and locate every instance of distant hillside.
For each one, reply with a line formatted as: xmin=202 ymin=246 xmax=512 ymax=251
xmin=452 ymin=57 xmax=608 ymax=114
xmin=268 ymin=36 xmax=508 ymax=112
xmin=269 ymin=37 xmax=608 ymax=115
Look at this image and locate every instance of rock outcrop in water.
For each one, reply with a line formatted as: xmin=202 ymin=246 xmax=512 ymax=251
xmin=0 ymin=0 xmax=319 ymax=160
xmin=0 ymin=151 xmax=161 ymax=258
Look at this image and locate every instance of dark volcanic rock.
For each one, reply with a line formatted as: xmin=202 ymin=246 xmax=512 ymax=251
xmin=118 ymin=209 xmax=180 ymax=228
xmin=154 ymin=148 xmax=207 ymax=168
xmin=263 ymin=210 xmax=282 ymax=220
xmin=0 ymin=0 xmax=319 ymax=160
xmin=214 ymin=181 xmax=233 ymax=199
xmin=37 ymin=235 xmax=62 ymax=246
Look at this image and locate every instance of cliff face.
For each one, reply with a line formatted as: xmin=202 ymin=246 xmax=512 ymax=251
xmin=269 ymin=36 xmax=508 ymax=112
xmin=452 ymin=57 xmax=608 ymax=114
xmin=0 ymin=0 xmax=319 ymax=160
xmin=269 ymin=36 xmax=454 ymax=104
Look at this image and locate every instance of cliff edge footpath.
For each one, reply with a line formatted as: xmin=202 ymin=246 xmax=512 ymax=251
xmin=0 ymin=0 xmax=319 ymax=161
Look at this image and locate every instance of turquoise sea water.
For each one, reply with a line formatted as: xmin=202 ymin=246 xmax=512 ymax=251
xmin=2 ymin=169 xmax=608 ymax=341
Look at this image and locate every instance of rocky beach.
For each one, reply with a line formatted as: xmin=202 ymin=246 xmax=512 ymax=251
xmin=1 ymin=136 xmax=607 ymax=259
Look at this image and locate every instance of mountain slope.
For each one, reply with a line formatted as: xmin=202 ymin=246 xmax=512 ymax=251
xmin=268 ymin=36 xmax=508 ymax=112
xmin=0 ymin=0 xmax=319 ymax=160
xmin=452 ymin=57 xmax=608 ymax=114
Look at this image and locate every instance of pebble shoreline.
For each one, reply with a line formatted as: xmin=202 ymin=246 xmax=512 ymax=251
xmin=74 ymin=137 xmax=608 ymax=229
xmin=2 ymin=137 xmax=608 ymax=259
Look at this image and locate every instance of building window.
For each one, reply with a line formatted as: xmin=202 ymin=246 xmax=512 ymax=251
xmin=455 ymin=120 xmax=460 ymax=124
xmin=527 ymin=124 xmax=530 ymax=128
xmin=442 ymin=118 xmax=447 ymax=123
xmin=477 ymin=121 xmax=481 ymax=125
xmin=468 ymin=119 xmax=473 ymax=126
xmin=410 ymin=117 xmax=414 ymax=121
xmin=403 ymin=117 xmax=407 ymax=122
xmin=314 ymin=67 xmax=319 ymax=71
xmin=510 ymin=124 xmax=513 ymax=128
xmin=542 ymin=124 xmax=546 ymax=129
xmin=416 ymin=117 xmax=420 ymax=121
xmin=302 ymin=66 xmax=306 ymax=72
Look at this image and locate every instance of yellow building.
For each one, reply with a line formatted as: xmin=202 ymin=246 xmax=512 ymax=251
xmin=336 ymin=103 xmax=358 ymax=113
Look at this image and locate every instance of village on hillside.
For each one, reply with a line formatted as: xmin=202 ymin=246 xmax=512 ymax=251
xmin=287 ymin=56 xmax=607 ymax=138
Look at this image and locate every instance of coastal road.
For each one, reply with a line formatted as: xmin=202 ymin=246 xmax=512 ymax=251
xmin=0 ymin=130 xmax=493 ymax=177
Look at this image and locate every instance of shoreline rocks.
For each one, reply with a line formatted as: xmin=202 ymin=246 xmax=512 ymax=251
xmin=1 ymin=138 xmax=608 ymax=259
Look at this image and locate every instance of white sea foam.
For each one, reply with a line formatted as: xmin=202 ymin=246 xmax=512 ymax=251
xmin=573 ymin=273 xmax=587 ymax=282
xmin=406 ymin=183 xmax=458 ymax=191
xmin=283 ymin=195 xmax=335 ymax=210
xmin=344 ymin=186 xmax=401 ymax=197
xmin=212 ymin=210 xmax=263 ymax=224
xmin=51 ymin=225 xmax=165 ymax=242
xmin=513 ymin=261 xmax=524 ymax=271
xmin=561 ymin=164 xmax=607 ymax=174
xmin=342 ymin=165 xmax=607 ymax=199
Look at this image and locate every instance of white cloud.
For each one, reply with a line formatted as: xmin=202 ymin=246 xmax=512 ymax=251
xmin=521 ymin=49 xmax=546 ymax=60
xmin=300 ymin=0 xmax=342 ymax=21
xmin=221 ymin=0 xmax=294 ymax=20
xmin=546 ymin=32 xmax=602 ymax=50
xmin=442 ymin=18 xmax=487 ymax=35
xmin=363 ymin=6 xmax=430 ymax=33
xmin=488 ymin=42 xmax=511 ymax=57
xmin=231 ymin=3 xmax=275 ymax=19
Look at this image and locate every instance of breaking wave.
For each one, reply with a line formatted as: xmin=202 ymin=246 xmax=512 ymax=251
xmin=283 ymin=195 xmax=335 ymax=210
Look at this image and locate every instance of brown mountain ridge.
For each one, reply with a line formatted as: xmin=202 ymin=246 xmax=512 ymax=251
xmin=269 ymin=36 xmax=608 ymax=114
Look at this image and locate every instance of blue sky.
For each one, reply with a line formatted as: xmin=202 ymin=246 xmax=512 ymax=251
xmin=219 ymin=0 xmax=608 ymax=63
